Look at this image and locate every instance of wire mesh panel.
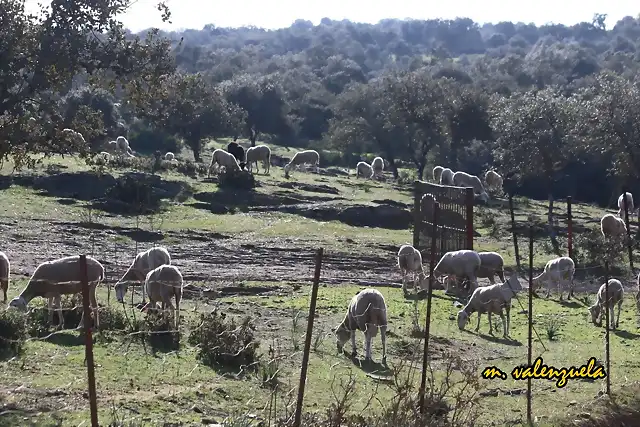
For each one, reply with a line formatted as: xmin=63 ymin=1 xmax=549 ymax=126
xmin=413 ymin=180 xmax=474 ymax=261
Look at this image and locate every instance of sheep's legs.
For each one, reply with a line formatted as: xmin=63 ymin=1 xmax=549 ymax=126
xmin=350 ymin=330 xmax=357 ymax=357
xmin=616 ymin=301 xmax=622 ymax=328
xmin=380 ymin=325 xmax=387 ymax=364
xmin=504 ymin=306 xmax=511 ymax=338
xmin=487 ymin=313 xmax=494 ymax=335
xmin=475 ymin=313 xmax=481 ymax=332
xmin=364 ymin=332 xmax=372 ymax=360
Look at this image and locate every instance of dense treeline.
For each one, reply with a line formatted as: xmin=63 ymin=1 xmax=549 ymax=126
xmin=4 ymin=1 xmax=640 ymax=205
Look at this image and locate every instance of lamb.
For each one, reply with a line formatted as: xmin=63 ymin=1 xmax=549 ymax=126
xmin=0 ymin=251 xmax=9 ymax=303
xmin=245 ymin=144 xmax=271 ymax=175
xmin=477 ymin=252 xmax=506 ymax=285
xmin=283 ymin=150 xmax=320 ymax=178
xmin=617 ymin=192 xmax=634 ymax=218
xmin=456 ymin=274 xmax=522 ymax=338
xmin=208 ymin=148 xmax=242 ymax=177
xmin=335 ymin=288 xmax=387 ymax=363
xmin=371 ymin=156 xmax=384 ymax=179
xmin=452 ymin=171 xmax=489 ymax=203
xmin=397 ymin=244 xmax=428 ymax=295
xmin=226 ymin=141 xmax=246 ymax=168
xmin=439 ymin=168 xmax=454 ymax=185
xmin=356 ymin=161 xmax=373 ymax=179
xmin=164 ymin=152 xmax=175 ymax=161
xmin=588 ymin=279 xmax=623 ymax=330
xmin=142 ymin=265 xmax=183 ymax=330
xmin=484 ymin=170 xmax=503 ymax=193
xmin=7 ymin=255 xmax=105 ymax=330
xmin=115 ymin=247 xmax=171 ymax=303
xmin=426 ymin=249 xmax=481 ymax=296
xmin=532 ymin=256 xmax=575 ymax=300
xmin=433 ymin=166 xmax=444 ymax=183
xmin=116 ymin=136 xmax=134 ymax=156
xmin=600 ymin=214 xmax=627 ymax=241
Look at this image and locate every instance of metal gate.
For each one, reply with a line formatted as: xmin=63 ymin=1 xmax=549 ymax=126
xmin=413 ymin=180 xmax=474 ymax=262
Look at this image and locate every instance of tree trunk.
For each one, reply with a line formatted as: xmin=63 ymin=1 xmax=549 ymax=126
xmin=387 ymin=157 xmax=399 ymax=179
xmin=417 ymin=163 xmax=426 ymax=181
xmin=189 ymin=139 xmax=202 ymax=162
xmin=547 ymin=192 xmax=561 ymax=255
xmin=250 ymin=127 xmax=257 ymax=147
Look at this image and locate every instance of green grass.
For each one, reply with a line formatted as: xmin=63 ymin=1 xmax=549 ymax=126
xmin=1 ymin=142 xmax=639 ymax=426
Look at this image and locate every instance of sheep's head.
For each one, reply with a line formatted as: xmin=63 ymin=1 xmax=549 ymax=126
xmin=588 ymin=304 xmax=602 ymax=326
xmin=283 ymin=164 xmax=291 ymax=178
xmin=334 ymin=324 xmax=350 ymax=353
xmin=478 ymin=191 xmax=490 ymax=204
xmin=115 ymin=282 xmax=129 ymax=303
xmin=456 ymin=310 xmax=469 ymax=330
xmin=8 ymin=296 xmax=27 ymax=311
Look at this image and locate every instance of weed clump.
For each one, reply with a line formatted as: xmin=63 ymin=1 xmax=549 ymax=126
xmin=188 ymin=310 xmax=259 ymax=370
xmin=217 ymin=168 xmax=256 ymax=190
xmin=0 ymin=309 xmax=28 ymax=358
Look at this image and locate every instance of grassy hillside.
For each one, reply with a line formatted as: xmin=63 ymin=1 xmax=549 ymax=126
xmin=0 ymin=141 xmax=638 ymax=426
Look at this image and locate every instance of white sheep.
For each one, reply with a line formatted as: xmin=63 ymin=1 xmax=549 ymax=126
xmin=371 ymin=156 xmax=384 ymax=179
xmin=93 ymin=151 xmax=111 ymax=165
xmin=208 ymin=148 xmax=242 ymax=177
xmin=457 ymin=273 xmax=522 ymax=338
xmin=427 ymin=249 xmax=481 ymax=296
xmin=588 ymin=279 xmax=623 ymax=330
xmin=283 ymin=150 xmax=320 ymax=178
xmin=164 ymin=152 xmax=175 ymax=161
xmin=453 ymin=171 xmax=489 ymax=203
xmin=335 ymin=288 xmax=387 ymax=363
xmin=0 ymin=251 xmax=9 ymax=303
xmin=142 ymin=264 xmax=183 ymax=330
xmin=617 ymin=192 xmax=634 ymax=218
xmin=115 ymin=247 xmax=171 ymax=304
xmin=600 ymin=214 xmax=627 ymax=241
xmin=484 ymin=170 xmax=503 ymax=193
xmin=433 ymin=166 xmax=444 ymax=183
xmin=8 ymin=255 xmax=105 ymax=330
xmin=532 ymin=256 xmax=575 ymax=300
xmin=439 ymin=168 xmax=454 ymax=185
xmin=245 ymin=144 xmax=271 ymax=175
xmin=116 ymin=136 xmax=135 ymax=157
xmin=477 ymin=252 xmax=505 ymax=285
xmin=356 ymin=161 xmax=373 ymax=179
xmin=397 ymin=244 xmax=428 ymax=295
xmin=62 ymin=128 xmax=86 ymax=145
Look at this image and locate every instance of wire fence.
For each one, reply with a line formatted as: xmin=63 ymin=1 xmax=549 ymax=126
xmin=2 ymin=192 xmax=640 ymax=426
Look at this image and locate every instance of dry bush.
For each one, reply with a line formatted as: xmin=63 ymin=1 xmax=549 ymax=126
xmin=0 ymin=309 xmax=28 ymax=359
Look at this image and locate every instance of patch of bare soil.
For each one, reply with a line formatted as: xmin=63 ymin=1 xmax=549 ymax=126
xmin=0 ymin=385 xmax=86 ymax=417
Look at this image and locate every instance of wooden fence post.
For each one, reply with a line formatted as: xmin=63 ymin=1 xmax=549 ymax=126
xmin=293 ymin=248 xmax=324 ymax=427
xmin=465 ymin=188 xmax=474 ymax=250
xmin=567 ymin=196 xmax=573 ymax=260
xmin=509 ymin=194 xmax=521 ymax=271
xmin=419 ymin=202 xmax=439 ymax=413
xmin=604 ymin=261 xmax=611 ymax=396
xmin=80 ymin=254 xmax=99 ymax=427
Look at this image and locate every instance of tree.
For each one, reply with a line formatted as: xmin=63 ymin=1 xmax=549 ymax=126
xmin=140 ymin=73 xmax=246 ymax=162
xmin=0 ymin=0 xmax=174 ymax=169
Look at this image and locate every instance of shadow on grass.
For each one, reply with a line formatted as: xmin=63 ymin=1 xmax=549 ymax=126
xmin=462 ymin=329 xmax=523 ymax=346
xmin=614 ymin=329 xmax=640 ymax=340
xmin=44 ymin=331 xmax=85 ymax=347
xmin=344 ymin=352 xmax=393 ymax=378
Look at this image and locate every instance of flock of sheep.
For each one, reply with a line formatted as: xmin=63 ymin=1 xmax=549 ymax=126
xmin=2 ymin=247 xmax=183 ymax=331
xmin=334 ymin=188 xmax=639 ymax=363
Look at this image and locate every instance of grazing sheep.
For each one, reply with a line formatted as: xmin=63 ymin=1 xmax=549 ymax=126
xmin=208 ymin=148 xmax=242 ymax=177
xmin=335 ymin=288 xmax=387 ymax=363
xmin=397 ymin=244 xmax=428 ymax=295
xmin=456 ymin=273 xmax=522 ymax=337
xmin=617 ymin=192 xmax=634 ymax=218
xmin=8 ymin=255 xmax=104 ymax=330
xmin=532 ymin=256 xmax=575 ymax=300
xmin=600 ymin=214 xmax=627 ymax=241
xmin=453 ymin=171 xmax=489 ymax=203
xmin=484 ymin=170 xmax=503 ymax=193
xmin=93 ymin=151 xmax=111 ymax=165
xmin=115 ymin=136 xmax=135 ymax=157
xmin=142 ymin=265 xmax=183 ymax=330
xmin=371 ymin=157 xmax=384 ymax=179
xmin=439 ymin=168 xmax=454 ymax=185
xmin=164 ymin=152 xmax=175 ymax=161
xmin=356 ymin=161 xmax=373 ymax=179
xmin=284 ymin=150 xmax=320 ymax=178
xmin=115 ymin=247 xmax=171 ymax=303
xmin=245 ymin=144 xmax=271 ymax=175
xmin=588 ymin=279 xmax=623 ymax=330
xmin=432 ymin=166 xmax=444 ymax=183
xmin=62 ymin=128 xmax=85 ymax=144
xmin=477 ymin=252 xmax=506 ymax=285
xmin=226 ymin=141 xmax=246 ymax=168
xmin=0 ymin=251 xmax=9 ymax=303
xmin=427 ymin=250 xmax=481 ymax=296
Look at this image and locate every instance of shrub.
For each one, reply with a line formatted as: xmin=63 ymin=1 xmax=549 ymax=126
xmin=188 ymin=310 xmax=259 ymax=370
xmin=0 ymin=309 xmax=28 ymax=358
xmin=127 ymin=127 xmax=181 ymax=155
xmin=217 ymin=168 xmax=256 ymax=190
